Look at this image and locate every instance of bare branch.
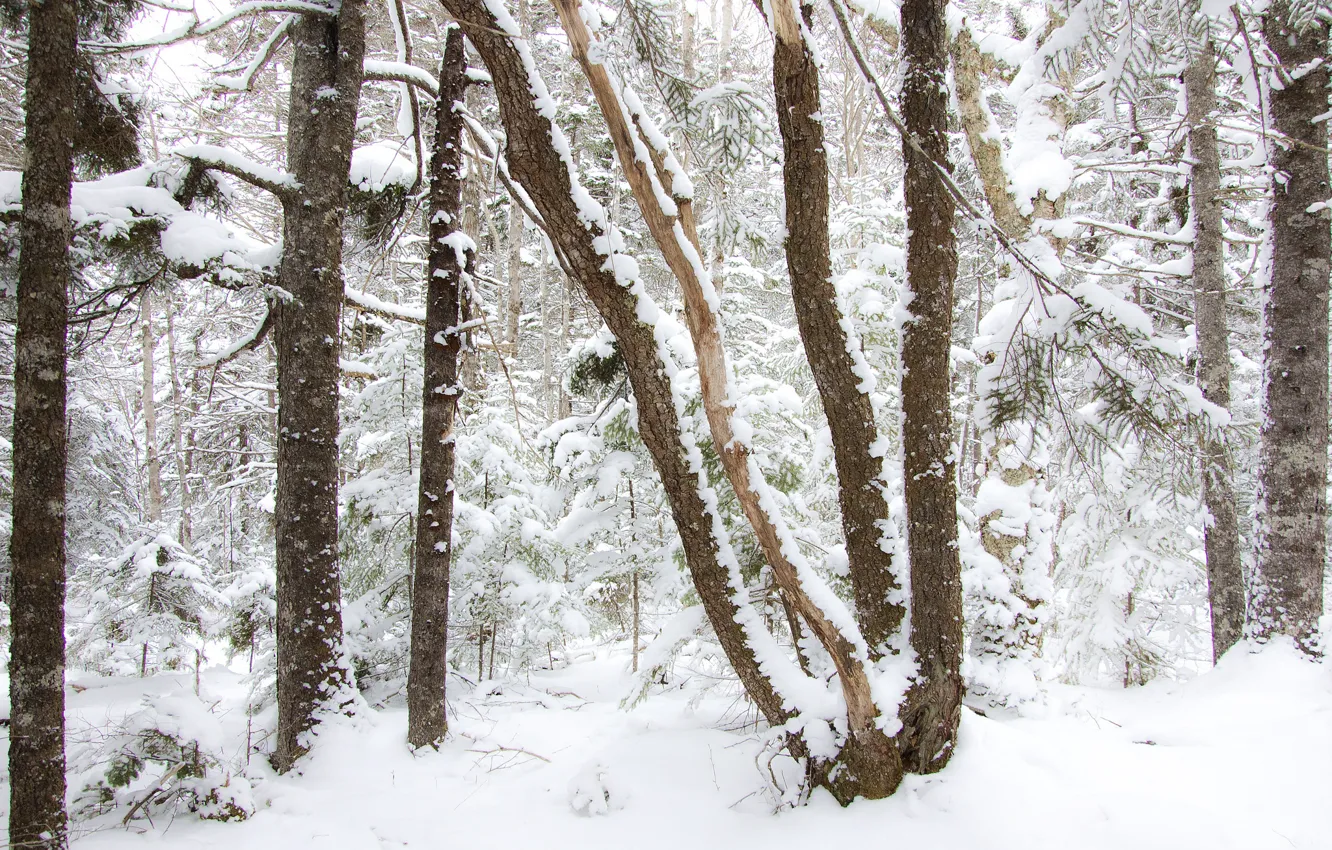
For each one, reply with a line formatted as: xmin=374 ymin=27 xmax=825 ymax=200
xmin=215 ymin=15 xmax=296 ymax=92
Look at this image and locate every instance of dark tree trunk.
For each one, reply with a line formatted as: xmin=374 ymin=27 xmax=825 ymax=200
xmin=437 ymin=0 xmax=789 ymax=731
xmin=1254 ymin=6 xmax=1329 ymax=655
xmin=272 ymin=2 xmax=366 ymax=772
xmin=771 ymin=3 xmax=902 ymax=656
xmin=898 ymin=0 xmax=964 ymax=773
xmin=8 ymin=0 xmax=77 ymax=845
xmin=407 ymin=27 xmax=470 ymax=750
xmin=1184 ymin=40 xmax=1245 ymax=662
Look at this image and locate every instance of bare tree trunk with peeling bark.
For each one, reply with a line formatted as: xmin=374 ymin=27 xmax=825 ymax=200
xmin=439 ymin=0 xmax=797 ymax=752
xmin=552 ymin=0 xmax=904 ymax=798
xmin=407 ymin=26 xmax=471 ymax=750
xmin=1183 ymin=38 xmax=1244 ymax=663
xmin=9 ymin=0 xmax=77 ymax=844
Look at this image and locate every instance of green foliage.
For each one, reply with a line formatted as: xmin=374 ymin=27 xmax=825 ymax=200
xmin=569 ymin=340 xmax=627 ymax=396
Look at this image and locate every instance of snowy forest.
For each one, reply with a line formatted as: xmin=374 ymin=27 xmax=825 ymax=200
xmin=0 ymin=0 xmax=1329 ymax=844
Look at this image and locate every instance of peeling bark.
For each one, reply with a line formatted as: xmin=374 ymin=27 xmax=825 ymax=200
xmin=438 ymin=0 xmax=790 ymax=732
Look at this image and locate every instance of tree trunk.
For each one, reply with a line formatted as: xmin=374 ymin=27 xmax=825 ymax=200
xmin=947 ymin=22 xmax=1061 ymax=706
xmin=438 ymin=0 xmax=792 ymax=737
xmin=407 ymin=26 xmax=469 ymax=750
xmin=771 ymin=0 xmax=902 ymax=655
xmin=507 ymin=207 xmax=523 ymax=348
xmin=1254 ymin=6 xmax=1330 ymax=655
xmin=141 ymin=291 xmax=163 ymax=523
xmin=1184 ymin=39 xmax=1244 ymax=662
xmin=165 ymin=304 xmax=193 ymax=546
xmin=8 ymin=0 xmax=77 ymax=844
xmin=898 ymin=0 xmax=964 ymax=773
xmin=631 ymin=568 xmax=640 ymax=673
xmin=271 ymin=1 xmax=366 ymax=773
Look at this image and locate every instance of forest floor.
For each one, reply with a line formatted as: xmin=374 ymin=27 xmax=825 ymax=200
xmin=2 ymin=639 xmax=1328 ymax=850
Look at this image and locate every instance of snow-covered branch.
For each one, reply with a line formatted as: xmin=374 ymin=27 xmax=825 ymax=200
xmin=82 ymin=1 xmax=337 ymax=53
xmin=363 ymin=59 xmax=440 ymax=98
xmin=214 ymin=15 xmax=296 ymax=92
xmin=173 ymin=145 xmax=299 ymax=202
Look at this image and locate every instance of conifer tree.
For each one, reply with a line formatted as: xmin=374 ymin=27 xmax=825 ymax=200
xmin=8 ymin=0 xmax=78 ymax=844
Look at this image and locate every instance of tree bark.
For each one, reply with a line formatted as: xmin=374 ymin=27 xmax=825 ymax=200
xmin=407 ymin=26 xmax=470 ymax=750
xmin=554 ymin=0 xmax=901 ymax=798
xmin=507 ymin=207 xmax=523 ymax=348
xmin=438 ymin=0 xmax=791 ymax=735
xmin=165 ymin=304 xmax=193 ymax=546
xmin=8 ymin=0 xmax=77 ymax=844
xmin=898 ymin=0 xmax=964 ymax=773
xmin=1183 ymin=39 xmax=1244 ymax=662
xmin=1254 ymin=6 xmax=1330 ymax=655
xmin=272 ymin=1 xmax=366 ymax=772
xmin=771 ymin=0 xmax=902 ymax=655
xmin=141 ymin=291 xmax=163 ymax=523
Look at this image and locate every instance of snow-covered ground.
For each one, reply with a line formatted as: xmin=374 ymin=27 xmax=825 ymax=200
xmin=4 ymin=641 xmax=1328 ymax=850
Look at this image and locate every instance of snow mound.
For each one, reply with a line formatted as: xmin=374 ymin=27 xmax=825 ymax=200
xmin=568 ymin=760 xmax=625 ymax=816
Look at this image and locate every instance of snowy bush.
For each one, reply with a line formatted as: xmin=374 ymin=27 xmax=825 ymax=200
xmin=71 ymin=693 xmax=254 ymax=823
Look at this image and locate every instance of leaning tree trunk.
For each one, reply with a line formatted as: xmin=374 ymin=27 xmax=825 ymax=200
xmin=272 ymin=1 xmax=366 ymax=772
xmin=8 ymin=0 xmax=78 ymax=845
xmin=1183 ymin=38 xmax=1244 ymax=662
xmin=1254 ymin=5 xmax=1330 ymax=655
xmin=898 ymin=0 xmax=964 ymax=773
xmin=767 ymin=0 xmax=905 ymax=793
xmin=437 ymin=0 xmax=793 ymax=737
xmin=407 ymin=26 xmax=470 ymax=750
xmin=552 ymin=0 xmax=902 ymax=799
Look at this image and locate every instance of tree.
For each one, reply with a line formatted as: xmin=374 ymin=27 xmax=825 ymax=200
xmin=407 ymin=25 xmax=470 ymax=750
xmin=8 ymin=0 xmax=78 ymax=844
xmin=1252 ymin=2 xmax=1329 ymax=655
xmin=438 ymin=0 xmax=796 ymax=771
xmin=1183 ymin=33 xmax=1244 ymax=662
xmin=272 ymin=1 xmax=368 ymax=771
xmin=897 ymin=0 xmax=964 ymax=769
xmin=554 ymin=0 xmax=903 ymax=797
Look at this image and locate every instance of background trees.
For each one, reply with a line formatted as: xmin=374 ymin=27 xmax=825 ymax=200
xmin=0 ymin=0 xmax=1327 ymax=827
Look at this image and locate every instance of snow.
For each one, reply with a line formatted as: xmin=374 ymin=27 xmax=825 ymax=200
xmin=363 ymin=59 xmax=441 ymax=97
xmin=15 ymin=639 xmax=1327 ymax=850
xmin=350 ymin=141 xmax=417 ymax=194
xmin=0 ymin=164 xmax=272 ymax=274
xmin=174 ymin=144 xmax=299 ymax=190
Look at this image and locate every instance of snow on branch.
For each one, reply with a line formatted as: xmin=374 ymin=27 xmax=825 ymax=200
xmin=363 ymin=59 xmax=440 ymax=98
xmin=0 ymin=165 xmax=275 ymax=278
xmin=345 ymin=286 xmax=425 ymax=325
xmin=214 ymin=15 xmax=296 ymax=92
xmin=173 ymin=144 xmax=299 ymax=201
xmin=82 ymin=1 xmax=337 ymax=53
xmin=198 ymin=306 xmax=275 ymax=368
